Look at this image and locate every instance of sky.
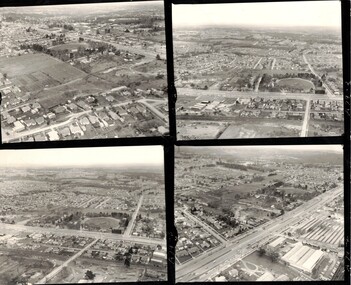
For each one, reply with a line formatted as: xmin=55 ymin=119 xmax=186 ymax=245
xmin=173 ymin=1 xmax=341 ymax=28
xmin=180 ymin=145 xmax=343 ymax=153
xmin=0 ymin=1 xmax=163 ymax=15
xmin=0 ymin=146 xmax=163 ymax=168
xmin=239 ymin=145 xmax=343 ymax=152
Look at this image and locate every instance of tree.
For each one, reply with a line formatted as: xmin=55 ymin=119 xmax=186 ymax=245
xmin=258 ymin=247 xmax=266 ymax=257
xmin=85 ymin=270 xmax=95 ymax=280
xmin=268 ymin=251 xmax=279 ymax=263
xmin=124 ymin=257 xmax=131 ymax=267
xmin=156 ymin=73 xmax=164 ymax=79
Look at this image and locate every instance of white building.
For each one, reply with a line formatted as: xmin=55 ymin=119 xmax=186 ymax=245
xmin=282 ymin=242 xmax=324 ymax=274
xmin=13 ymin=121 xmax=25 ymax=132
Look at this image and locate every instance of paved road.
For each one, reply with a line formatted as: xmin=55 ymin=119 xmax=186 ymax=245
xmin=254 ymin=76 xmax=262 ymax=92
xmin=37 ymin=239 xmax=98 ymax=284
xmin=0 ymin=223 xmax=165 ymax=246
xmin=2 ymin=111 xmax=90 ymax=142
xmin=301 ymin=99 xmax=311 ymax=137
xmin=271 ymin=58 xmax=276 ymax=70
xmin=181 ymin=209 xmax=227 ymax=244
xmin=253 ymin=57 xmax=263 ymax=69
xmin=124 ymin=194 xmax=144 ymax=237
xmin=3 ymin=98 xmax=168 ymax=142
xmin=95 ymin=198 xmax=111 ymax=209
xmin=302 ymin=52 xmax=334 ymax=99
xmin=138 ymin=99 xmax=168 ymax=122
xmin=177 ymin=87 xmax=343 ymax=102
xmin=176 ymin=186 xmax=343 ymax=281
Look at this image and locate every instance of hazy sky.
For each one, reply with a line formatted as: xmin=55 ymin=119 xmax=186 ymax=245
xmin=240 ymin=145 xmax=343 ymax=152
xmin=173 ymin=1 xmax=341 ymax=28
xmin=0 ymin=146 xmax=163 ymax=168
xmin=180 ymin=145 xmax=343 ymax=153
xmin=0 ymin=1 xmax=163 ymax=15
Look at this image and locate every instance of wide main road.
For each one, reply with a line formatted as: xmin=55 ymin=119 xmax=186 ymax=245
xmin=301 ymin=99 xmax=311 ymax=137
xmin=177 ymin=87 xmax=343 ymax=102
xmin=0 ymin=222 xmax=165 ymax=247
xmin=124 ymin=194 xmax=144 ymax=237
xmin=176 ymin=185 xmax=343 ymax=281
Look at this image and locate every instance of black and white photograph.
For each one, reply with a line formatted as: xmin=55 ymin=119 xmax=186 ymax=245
xmin=0 ymin=146 xmax=167 ymax=284
xmin=0 ymin=0 xmax=349 ymax=285
xmin=175 ymin=145 xmax=344 ymax=282
xmin=173 ymin=1 xmax=344 ymax=140
xmin=0 ymin=1 xmax=168 ymax=143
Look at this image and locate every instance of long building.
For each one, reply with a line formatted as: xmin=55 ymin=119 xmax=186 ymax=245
xmin=282 ymin=242 xmax=324 ymax=274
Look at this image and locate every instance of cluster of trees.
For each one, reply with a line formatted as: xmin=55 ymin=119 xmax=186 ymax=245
xmin=85 ymin=211 xmax=129 ymax=220
xmin=19 ymin=39 xmax=129 ymax=69
xmin=216 ymin=161 xmax=265 ymax=173
xmin=258 ymin=247 xmax=280 ymax=262
xmin=63 ymin=24 xmax=74 ymax=31
xmin=217 ymin=208 xmax=240 ymax=228
xmin=119 ymin=15 xmax=163 ymax=28
xmin=85 ymin=270 xmax=95 ymax=280
xmin=0 ymin=217 xmax=15 ymax=224
xmin=124 ymin=247 xmax=135 ymax=267
xmin=233 ymin=75 xmax=254 ymax=91
xmin=258 ymin=72 xmax=323 ymax=93
xmin=47 ymin=22 xmax=74 ymax=31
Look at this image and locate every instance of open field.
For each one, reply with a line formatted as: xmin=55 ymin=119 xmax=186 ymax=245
xmin=276 ymin=78 xmax=315 ymax=91
xmin=0 ymin=53 xmax=86 ymax=82
xmin=219 ymin=119 xmax=302 ymax=139
xmin=243 ymin=251 xmax=301 ymax=279
xmin=83 ymin=217 xmax=121 ymax=231
xmin=49 ymin=256 xmax=143 ymax=284
xmin=0 ymin=249 xmax=65 ymax=285
xmin=50 ymin=42 xmax=90 ymax=51
xmin=177 ymin=121 xmax=226 ymax=140
xmin=308 ymin=120 xmax=343 ymax=137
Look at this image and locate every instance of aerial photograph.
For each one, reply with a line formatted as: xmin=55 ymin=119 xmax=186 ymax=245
xmin=0 ymin=146 xmax=167 ymax=284
xmin=0 ymin=1 xmax=168 ymax=143
xmin=175 ymin=145 xmax=344 ymax=281
xmin=173 ymin=1 xmax=344 ymax=139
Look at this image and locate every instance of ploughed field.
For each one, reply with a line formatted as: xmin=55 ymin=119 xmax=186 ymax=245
xmin=0 ymin=53 xmax=87 ymax=92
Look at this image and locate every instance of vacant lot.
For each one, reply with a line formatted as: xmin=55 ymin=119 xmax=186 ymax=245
xmin=53 ymin=256 xmax=143 ymax=283
xmin=219 ymin=118 xmax=302 ymax=139
xmin=276 ymin=78 xmax=314 ymax=91
xmin=243 ymin=251 xmax=300 ymax=280
xmin=177 ymin=121 xmax=227 ymax=140
xmin=308 ymin=120 xmax=343 ymax=137
xmin=0 ymin=249 xmax=58 ymax=285
xmin=50 ymin=42 xmax=89 ymax=51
